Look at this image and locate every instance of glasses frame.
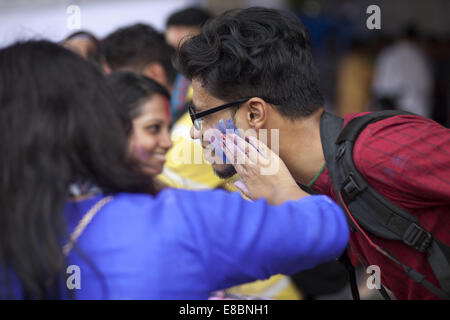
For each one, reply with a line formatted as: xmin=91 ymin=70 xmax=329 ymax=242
xmin=188 ymin=97 xmax=251 ymax=130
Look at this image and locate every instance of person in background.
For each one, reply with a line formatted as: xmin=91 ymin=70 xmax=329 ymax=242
xmin=422 ymin=36 xmax=450 ymax=128
xmin=0 ymin=40 xmax=349 ymax=299
xmin=62 ymin=30 xmax=110 ymax=73
xmin=101 ymin=24 xmax=177 ymax=93
xmin=165 ymin=6 xmax=212 ymax=122
xmin=165 ymin=6 xmax=212 ymax=50
xmin=106 ymin=72 xmax=172 ymax=178
xmin=371 ymin=25 xmax=433 ymax=117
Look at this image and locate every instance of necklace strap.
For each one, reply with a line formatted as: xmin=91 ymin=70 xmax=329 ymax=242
xmin=63 ymin=196 xmax=114 ymax=256
xmin=306 ymin=162 xmax=326 ymax=187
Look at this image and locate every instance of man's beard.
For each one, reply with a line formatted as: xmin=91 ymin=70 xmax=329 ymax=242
xmin=213 ymin=164 xmax=237 ymax=179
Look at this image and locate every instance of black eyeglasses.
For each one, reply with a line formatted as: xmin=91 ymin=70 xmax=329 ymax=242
xmin=188 ymin=97 xmax=251 ymax=130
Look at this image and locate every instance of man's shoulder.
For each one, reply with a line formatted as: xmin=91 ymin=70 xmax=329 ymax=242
xmin=342 ymin=111 xmax=440 ymax=134
xmin=343 ymin=112 xmax=449 ymax=204
xmin=342 ymin=111 xmax=444 ymax=168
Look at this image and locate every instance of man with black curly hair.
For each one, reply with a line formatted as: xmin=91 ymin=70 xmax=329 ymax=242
xmin=175 ymin=7 xmax=450 ymax=300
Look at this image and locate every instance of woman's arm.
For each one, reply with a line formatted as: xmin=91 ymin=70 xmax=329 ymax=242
xmin=174 ymin=189 xmax=349 ymax=292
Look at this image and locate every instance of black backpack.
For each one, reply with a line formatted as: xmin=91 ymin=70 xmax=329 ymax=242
xmin=317 ymin=110 xmax=450 ymax=300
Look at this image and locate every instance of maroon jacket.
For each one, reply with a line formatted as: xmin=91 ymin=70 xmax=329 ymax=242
xmin=311 ymin=113 xmax=450 ymax=299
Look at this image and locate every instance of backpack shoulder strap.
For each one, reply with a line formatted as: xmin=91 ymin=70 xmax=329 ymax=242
xmin=320 ymin=110 xmax=450 ymax=299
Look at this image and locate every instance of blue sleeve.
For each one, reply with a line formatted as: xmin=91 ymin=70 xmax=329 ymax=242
xmin=173 ymin=189 xmax=349 ymax=291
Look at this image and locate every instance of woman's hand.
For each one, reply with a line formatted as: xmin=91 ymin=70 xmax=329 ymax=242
xmin=219 ymin=133 xmax=309 ymax=205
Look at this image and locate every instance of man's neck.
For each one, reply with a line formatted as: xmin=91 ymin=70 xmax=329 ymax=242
xmin=278 ymin=109 xmax=326 ymax=186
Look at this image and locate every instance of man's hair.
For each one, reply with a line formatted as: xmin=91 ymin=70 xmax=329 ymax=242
xmin=166 ymin=6 xmax=212 ymax=28
xmin=102 ymin=23 xmax=177 ymax=85
xmin=175 ymin=7 xmax=324 ymax=119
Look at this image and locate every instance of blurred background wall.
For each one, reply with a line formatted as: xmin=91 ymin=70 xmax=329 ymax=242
xmin=2 ymin=0 xmax=448 ymax=45
xmin=1 ymin=0 xmax=448 ymax=125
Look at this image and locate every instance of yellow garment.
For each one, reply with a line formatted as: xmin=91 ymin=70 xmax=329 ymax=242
xmin=186 ymin=85 xmax=193 ymax=101
xmin=158 ymin=107 xmax=303 ymax=300
xmin=226 ymin=274 xmax=303 ymax=300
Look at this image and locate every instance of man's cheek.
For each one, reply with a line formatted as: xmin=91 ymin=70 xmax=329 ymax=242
xmin=203 ymin=143 xmax=225 ymax=164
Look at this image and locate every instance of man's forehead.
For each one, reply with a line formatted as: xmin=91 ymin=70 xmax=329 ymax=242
xmin=191 ymin=80 xmax=210 ymax=111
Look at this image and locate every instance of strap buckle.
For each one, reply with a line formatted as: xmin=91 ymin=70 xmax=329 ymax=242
xmin=341 ymin=173 xmax=363 ymax=202
xmin=402 ymin=223 xmax=432 ymax=253
xmin=335 ymin=144 xmax=346 ymax=161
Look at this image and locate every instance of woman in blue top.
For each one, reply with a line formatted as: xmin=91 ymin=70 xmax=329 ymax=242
xmin=0 ymin=40 xmax=349 ymax=299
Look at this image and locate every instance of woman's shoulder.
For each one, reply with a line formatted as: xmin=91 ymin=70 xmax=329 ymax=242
xmin=64 ymin=189 xmax=215 ymax=257
xmin=75 ymin=188 xmax=232 ymax=222
xmin=64 ymin=188 xmax=239 ymax=237
xmin=112 ymin=187 xmax=228 ymax=206
xmin=114 ymin=187 xmax=236 ymax=206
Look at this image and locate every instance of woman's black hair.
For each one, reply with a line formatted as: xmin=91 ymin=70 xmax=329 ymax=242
xmin=106 ymin=71 xmax=171 ymax=133
xmin=0 ymin=40 xmax=156 ymax=299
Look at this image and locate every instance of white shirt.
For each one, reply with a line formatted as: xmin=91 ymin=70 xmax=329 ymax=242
xmin=372 ymin=40 xmax=433 ymax=117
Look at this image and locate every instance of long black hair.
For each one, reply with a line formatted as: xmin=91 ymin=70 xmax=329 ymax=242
xmin=0 ymin=40 xmax=155 ymax=299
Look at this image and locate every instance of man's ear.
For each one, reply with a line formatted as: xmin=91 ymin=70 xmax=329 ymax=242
xmin=143 ymin=63 xmax=168 ymax=89
xmin=245 ymin=97 xmax=269 ymax=130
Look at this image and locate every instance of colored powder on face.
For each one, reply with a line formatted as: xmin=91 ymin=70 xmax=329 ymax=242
xmin=213 ymin=119 xmax=230 ymax=162
xmin=226 ymin=119 xmax=234 ymax=131
xmin=135 ymin=142 xmax=148 ymax=161
xmin=216 ymin=119 xmax=227 ymax=134
xmin=163 ymin=97 xmax=171 ymax=123
xmin=215 ymin=118 xmax=239 ymax=134
xmin=212 ymin=118 xmax=242 ymax=163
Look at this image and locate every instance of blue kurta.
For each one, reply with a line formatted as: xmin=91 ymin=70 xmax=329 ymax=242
xmin=6 ymin=188 xmax=349 ymax=299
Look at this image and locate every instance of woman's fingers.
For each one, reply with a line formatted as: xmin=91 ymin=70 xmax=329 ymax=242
xmin=226 ymin=134 xmax=250 ymax=166
xmin=220 ymin=135 xmax=248 ymax=176
xmin=215 ymin=133 xmax=281 ymax=186
xmin=227 ymin=134 xmax=258 ymax=164
xmin=247 ymin=135 xmax=273 ymax=161
xmin=233 ymin=134 xmax=272 ymax=168
xmin=233 ymin=179 xmax=251 ymax=198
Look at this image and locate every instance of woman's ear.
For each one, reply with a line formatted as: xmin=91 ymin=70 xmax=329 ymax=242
xmin=245 ymin=97 xmax=268 ymax=130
